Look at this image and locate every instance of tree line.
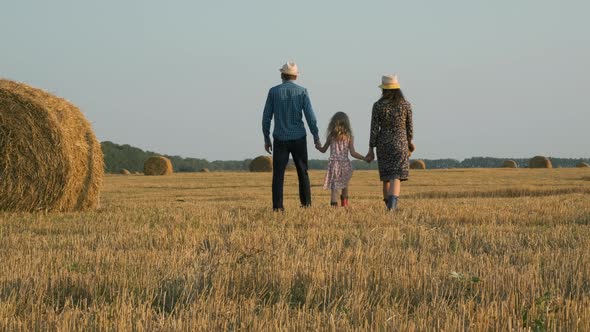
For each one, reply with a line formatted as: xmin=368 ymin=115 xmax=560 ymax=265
xmin=101 ymin=141 xmax=589 ymax=173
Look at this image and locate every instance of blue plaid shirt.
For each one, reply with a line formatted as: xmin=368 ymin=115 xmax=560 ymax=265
xmin=262 ymin=81 xmax=320 ymax=145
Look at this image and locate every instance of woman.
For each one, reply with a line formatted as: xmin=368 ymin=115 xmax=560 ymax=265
xmin=366 ymin=75 xmax=414 ymax=210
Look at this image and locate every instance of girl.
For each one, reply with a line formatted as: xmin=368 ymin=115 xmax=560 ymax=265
xmin=365 ymin=74 xmax=414 ymax=211
xmin=318 ymin=112 xmax=367 ymax=207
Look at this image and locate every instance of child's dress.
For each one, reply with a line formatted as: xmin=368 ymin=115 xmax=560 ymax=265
xmin=323 ymin=138 xmax=353 ymax=190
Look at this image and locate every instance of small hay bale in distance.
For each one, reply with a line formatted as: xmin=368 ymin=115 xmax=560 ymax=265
xmin=576 ymin=162 xmax=590 ymax=168
xmin=286 ymin=160 xmax=296 ymax=172
xmin=410 ymin=160 xmax=426 ymax=170
xmin=144 ymin=156 xmax=173 ymax=175
xmin=200 ymin=168 xmax=210 ymax=173
xmin=502 ymin=160 xmax=518 ymax=168
xmin=528 ymin=156 xmax=552 ymax=168
xmin=120 ymin=168 xmax=131 ymax=175
xmin=249 ymin=156 xmax=273 ymax=172
xmin=0 ymin=79 xmax=104 ymax=212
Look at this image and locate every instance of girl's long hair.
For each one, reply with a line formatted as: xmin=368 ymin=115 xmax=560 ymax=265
xmin=326 ymin=112 xmax=352 ymax=142
xmin=380 ymin=88 xmax=406 ymax=105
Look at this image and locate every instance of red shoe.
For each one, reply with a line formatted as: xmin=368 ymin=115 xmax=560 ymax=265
xmin=340 ymin=196 xmax=349 ymax=208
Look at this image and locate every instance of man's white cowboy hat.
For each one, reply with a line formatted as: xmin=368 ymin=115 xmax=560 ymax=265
xmin=279 ymin=61 xmax=299 ymax=75
xmin=379 ymin=74 xmax=400 ymax=89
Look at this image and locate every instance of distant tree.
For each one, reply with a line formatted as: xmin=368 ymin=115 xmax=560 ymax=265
xmin=101 ymin=141 xmax=590 ymax=172
xmin=101 ymin=141 xmax=157 ymax=173
xmin=422 ymin=159 xmax=462 ymax=169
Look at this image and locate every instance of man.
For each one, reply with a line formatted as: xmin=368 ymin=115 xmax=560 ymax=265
xmin=262 ymin=61 xmax=321 ymax=211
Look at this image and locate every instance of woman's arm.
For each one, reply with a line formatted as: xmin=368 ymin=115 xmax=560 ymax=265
xmin=318 ymin=138 xmax=330 ymax=153
xmin=406 ymin=103 xmax=413 ymax=144
xmin=369 ymin=104 xmax=379 ymax=149
xmin=365 ymin=148 xmax=375 ymax=163
xmin=406 ymin=103 xmax=415 ymax=156
xmin=366 ymin=105 xmax=378 ymax=162
xmin=349 ymin=137 xmax=367 ymax=161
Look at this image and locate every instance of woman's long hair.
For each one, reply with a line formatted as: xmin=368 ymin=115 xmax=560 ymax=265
xmin=380 ymin=89 xmax=405 ymax=105
xmin=326 ymin=112 xmax=352 ymax=142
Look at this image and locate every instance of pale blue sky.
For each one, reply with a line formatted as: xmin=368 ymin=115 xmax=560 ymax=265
xmin=2 ymin=1 xmax=588 ymax=160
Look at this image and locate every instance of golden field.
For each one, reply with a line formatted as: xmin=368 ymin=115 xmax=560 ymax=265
xmin=1 ymin=169 xmax=589 ymax=331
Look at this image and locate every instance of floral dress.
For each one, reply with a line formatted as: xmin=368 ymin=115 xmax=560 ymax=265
xmin=369 ymin=99 xmax=413 ymax=181
xmin=323 ymin=138 xmax=353 ymax=190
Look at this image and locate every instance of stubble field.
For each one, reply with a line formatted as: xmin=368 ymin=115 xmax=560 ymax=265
xmin=1 ymin=169 xmax=589 ymax=331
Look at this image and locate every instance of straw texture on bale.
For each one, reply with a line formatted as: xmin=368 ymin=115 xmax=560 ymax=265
xmin=120 ymin=169 xmax=131 ymax=175
xmin=249 ymin=156 xmax=273 ymax=172
xmin=410 ymin=160 xmax=426 ymax=170
xmin=502 ymin=160 xmax=518 ymax=168
xmin=0 ymin=79 xmax=104 ymax=212
xmin=528 ymin=156 xmax=552 ymax=168
xmin=576 ymin=162 xmax=590 ymax=168
xmin=200 ymin=168 xmax=210 ymax=173
xmin=144 ymin=156 xmax=173 ymax=176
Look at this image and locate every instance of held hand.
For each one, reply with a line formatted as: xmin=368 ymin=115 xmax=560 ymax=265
xmin=314 ymin=141 xmax=322 ymax=151
xmin=408 ymin=142 xmax=415 ymax=157
xmin=365 ymin=150 xmax=375 ymax=163
xmin=265 ymin=144 xmax=272 ymax=154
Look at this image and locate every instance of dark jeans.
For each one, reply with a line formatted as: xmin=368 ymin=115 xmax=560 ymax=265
xmin=272 ymin=137 xmax=311 ymax=210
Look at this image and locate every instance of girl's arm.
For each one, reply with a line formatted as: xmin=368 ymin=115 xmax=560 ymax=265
xmin=349 ymin=137 xmax=367 ymax=161
xmin=318 ymin=138 xmax=330 ymax=153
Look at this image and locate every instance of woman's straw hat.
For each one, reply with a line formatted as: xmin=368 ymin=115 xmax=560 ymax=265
xmin=379 ymin=74 xmax=400 ymax=89
xmin=279 ymin=61 xmax=299 ymax=75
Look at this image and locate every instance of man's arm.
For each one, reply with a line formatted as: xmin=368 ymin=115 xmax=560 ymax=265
xmin=262 ymin=90 xmax=274 ymax=149
xmin=302 ymin=89 xmax=320 ymax=144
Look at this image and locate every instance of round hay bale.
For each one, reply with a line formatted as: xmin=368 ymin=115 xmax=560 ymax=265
xmin=200 ymin=168 xmax=210 ymax=173
xmin=0 ymin=79 xmax=104 ymax=212
xmin=576 ymin=162 xmax=589 ymax=168
xmin=528 ymin=156 xmax=552 ymax=169
xmin=120 ymin=168 xmax=131 ymax=175
xmin=134 ymin=172 xmax=142 ymax=175
xmin=502 ymin=160 xmax=518 ymax=168
xmin=249 ymin=156 xmax=273 ymax=172
xmin=144 ymin=156 xmax=173 ymax=175
xmin=410 ymin=160 xmax=426 ymax=170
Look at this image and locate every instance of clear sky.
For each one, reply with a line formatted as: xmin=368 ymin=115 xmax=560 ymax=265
xmin=2 ymin=1 xmax=588 ymax=161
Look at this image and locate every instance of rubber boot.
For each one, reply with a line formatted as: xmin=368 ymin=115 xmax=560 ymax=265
xmin=340 ymin=195 xmax=349 ymax=208
xmin=386 ymin=195 xmax=398 ymax=211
